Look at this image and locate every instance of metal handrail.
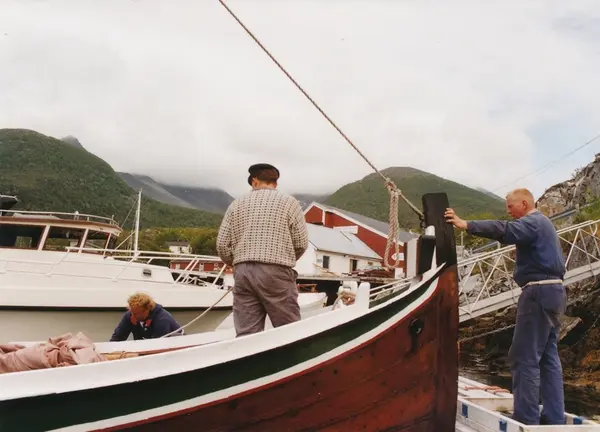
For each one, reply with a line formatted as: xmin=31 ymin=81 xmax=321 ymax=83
xmin=1 ymin=209 xmax=119 ymax=226
xmin=0 ymin=248 xmax=225 ymax=287
xmin=65 ymin=247 xmax=223 ymax=262
xmin=457 ymin=218 xmax=600 ymax=322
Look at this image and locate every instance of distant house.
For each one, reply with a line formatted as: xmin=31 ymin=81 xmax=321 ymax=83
xmin=304 ymin=202 xmax=418 ymax=275
xmin=294 ymin=224 xmax=383 ymax=276
xmin=169 ymin=258 xmax=225 ymax=273
xmin=166 ymin=241 xmax=191 ymax=255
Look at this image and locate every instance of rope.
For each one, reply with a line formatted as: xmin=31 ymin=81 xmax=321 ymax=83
xmin=384 ymin=184 xmax=401 ymax=269
xmin=439 ymin=132 xmax=600 ymax=219
xmin=459 ymin=324 xmax=516 ymax=344
xmin=216 ymin=0 xmax=425 ymax=232
xmin=462 ymin=385 xmax=510 ymax=394
xmin=332 ymin=290 xmax=356 ymax=309
xmin=159 ymin=284 xmax=233 ymax=338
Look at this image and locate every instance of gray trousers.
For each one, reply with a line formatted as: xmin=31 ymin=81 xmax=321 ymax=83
xmin=508 ymin=283 xmax=566 ymax=425
xmin=232 ymin=262 xmax=301 ymax=337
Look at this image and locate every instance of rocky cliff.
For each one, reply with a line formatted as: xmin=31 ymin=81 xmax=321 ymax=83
xmin=537 ymin=153 xmax=600 ymax=217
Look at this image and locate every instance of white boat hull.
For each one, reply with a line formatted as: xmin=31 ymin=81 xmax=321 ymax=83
xmin=0 ymin=308 xmax=232 ymax=343
xmin=5 ymin=292 xmax=328 ymax=345
xmin=0 ymin=249 xmax=234 ymax=309
xmin=0 ymin=248 xmax=329 ymax=343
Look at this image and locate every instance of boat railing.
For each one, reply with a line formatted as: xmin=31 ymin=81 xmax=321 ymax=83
xmin=65 ymin=247 xmax=223 ymax=262
xmin=0 ymin=209 xmax=119 ymax=226
xmin=368 ymin=277 xmax=412 ymax=301
xmin=68 ymin=246 xmax=226 ymax=285
xmin=0 ymin=247 xmax=227 ymax=287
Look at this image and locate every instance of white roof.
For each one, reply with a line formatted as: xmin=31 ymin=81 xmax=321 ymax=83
xmin=306 ymin=224 xmax=382 ymax=260
xmin=304 ymin=202 xmax=419 ymax=243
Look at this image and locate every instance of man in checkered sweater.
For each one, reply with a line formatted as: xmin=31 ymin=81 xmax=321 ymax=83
xmin=217 ymin=163 xmax=309 ymax=336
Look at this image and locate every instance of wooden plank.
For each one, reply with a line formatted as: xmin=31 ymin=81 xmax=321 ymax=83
xmin=456 ymin=396 xmax=600 ymax=431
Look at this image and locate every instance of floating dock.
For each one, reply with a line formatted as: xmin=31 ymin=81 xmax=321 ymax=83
xmin=456 ymin=376 xmax=600 ymax=431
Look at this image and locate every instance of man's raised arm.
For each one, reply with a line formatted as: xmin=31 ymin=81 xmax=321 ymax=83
xmin=445 ymin=208 xmax=536 ymax=245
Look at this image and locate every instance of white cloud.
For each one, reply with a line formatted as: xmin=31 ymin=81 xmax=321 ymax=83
xmin=1 ymin=0 xmax=599 ymax=200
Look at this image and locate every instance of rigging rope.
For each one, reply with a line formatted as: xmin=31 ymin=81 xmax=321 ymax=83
xmin=384 ymin=185 xmax=402 ymax=269
xmin=436 ymin=132 xmax=600 ymax=218
xmin=160 ymin=284 xmax=233 ymax=338
xmin=216 ymin=0 xmax=425 ymax=241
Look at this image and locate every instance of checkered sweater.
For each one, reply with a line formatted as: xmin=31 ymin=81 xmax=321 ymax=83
xmin=216 ymin=188 xmax=309 ymax=268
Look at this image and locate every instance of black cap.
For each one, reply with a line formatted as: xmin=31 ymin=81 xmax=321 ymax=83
xmin=247 ymin=163 xmax=280 ymax=185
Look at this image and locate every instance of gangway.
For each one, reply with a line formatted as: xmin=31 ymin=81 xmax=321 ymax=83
xmin=458 ymin=218 xmax=600 ymax=323
xmin=467 ymin=204 xmax=588 ymax=255
xmin=355 ymin=217 xmax=600 ymax=323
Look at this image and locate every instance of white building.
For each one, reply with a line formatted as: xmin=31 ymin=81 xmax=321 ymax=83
xmin=166 ymin=241 xmax=191 ymax=255
xmin=294 ymin=224 xmax=382 ymax=276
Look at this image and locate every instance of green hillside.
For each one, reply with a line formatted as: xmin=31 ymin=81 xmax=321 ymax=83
xmin=0 ymin=129 xmax=222 ymax=228
xmin=324 ymin=167 xmax=506 ymax=229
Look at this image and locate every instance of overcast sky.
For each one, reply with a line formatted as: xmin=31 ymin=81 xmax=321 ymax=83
xmin=1 ymin=1 xmax=600 ymax=200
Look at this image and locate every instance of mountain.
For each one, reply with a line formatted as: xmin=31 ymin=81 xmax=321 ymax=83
xmin=475 ymin=187 xmax=504 ymax=202
xmin=117 ymin=172 xmax=234 ymax=213
xmin=60 ymin=135 xmax=85 ymax=150
xmin=324 ymin=167 xmax=507 ymax=229
xmin=293 ymin=193 xmax=331 ymax=209
xmin=0 ymin=129 xmax=222 ymax=229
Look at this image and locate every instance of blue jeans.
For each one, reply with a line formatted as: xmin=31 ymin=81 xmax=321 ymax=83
xmin=508 ymin=284 xmax=567 ymax=425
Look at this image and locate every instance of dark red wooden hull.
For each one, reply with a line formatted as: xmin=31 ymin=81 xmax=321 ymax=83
xmin=123 ymin=266 xmax=459 ymax=432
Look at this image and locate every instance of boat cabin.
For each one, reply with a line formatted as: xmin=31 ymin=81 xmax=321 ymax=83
xmin=0 ymin=195 xmax=122 ymax=253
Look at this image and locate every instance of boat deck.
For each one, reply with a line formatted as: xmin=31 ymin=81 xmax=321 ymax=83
xmin=455 ymin=376 xmax=600 ymax=431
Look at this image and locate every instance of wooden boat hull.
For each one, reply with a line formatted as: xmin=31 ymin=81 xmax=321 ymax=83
xmin=124 ymin=267 xmax=459 ymax=432
xmin=0 ymin=263 xmax=457 ymax=432
xmin=0 ymin=193 xmax=459 ymax=432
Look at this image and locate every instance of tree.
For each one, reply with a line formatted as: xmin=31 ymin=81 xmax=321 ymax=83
xmin=190 ymin=229 xmax=218 ymax=255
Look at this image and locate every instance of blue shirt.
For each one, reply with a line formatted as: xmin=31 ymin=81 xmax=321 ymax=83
xmin=109 ymin=303 xmax=183 ymax=341
xmin=467 ymin=211 xmax=566 ymax=287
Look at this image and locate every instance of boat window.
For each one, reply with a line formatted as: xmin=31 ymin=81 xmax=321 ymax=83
xmin=322 ymin=255 xmax=330 ymax=269
xmin=43 ymin=227 xmax=85 ymax=251
xmin=107 ymin=235 xmax=117 ymax=250
xmin=84 ymin=230 xmax=110 ymax=250
xmin=0 ymin=224 xmax=44 ymax=249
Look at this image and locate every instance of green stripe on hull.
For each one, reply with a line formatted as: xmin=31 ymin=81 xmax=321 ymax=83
xmin=0 ymin=268 xmax=442 ymax=432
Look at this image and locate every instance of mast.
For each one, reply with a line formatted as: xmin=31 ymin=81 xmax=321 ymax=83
xmin=133 ymin=189 xmax=141 ymax=253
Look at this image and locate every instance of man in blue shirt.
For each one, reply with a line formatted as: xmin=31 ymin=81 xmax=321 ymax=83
xmin=445 ymin=188 xmax=566 ymax=425
xmin=110 ymin=292 xmax=184 ymax=341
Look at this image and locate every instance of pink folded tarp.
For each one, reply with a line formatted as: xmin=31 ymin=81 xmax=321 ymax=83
xmin=0 ymin=332 xmax=106 ymax=374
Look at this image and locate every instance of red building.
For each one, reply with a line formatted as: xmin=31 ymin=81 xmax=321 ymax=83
xmin=168 ymin=202 xmax=418 ymax=277
xmin=169 ymin=259 xmax=225 ymax=273
xmin=304 ymin=202 xmax=418 ymax=273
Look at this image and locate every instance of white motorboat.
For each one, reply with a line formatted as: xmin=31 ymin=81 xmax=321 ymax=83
xmin=0 ymin=194 xmax=332 ymax=342
xmin=0 ymin=194 xmax=235 ymax=341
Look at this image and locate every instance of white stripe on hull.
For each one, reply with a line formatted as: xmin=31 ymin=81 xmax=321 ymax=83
xmin=52 ymin=273 xmax=442 ymax=431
